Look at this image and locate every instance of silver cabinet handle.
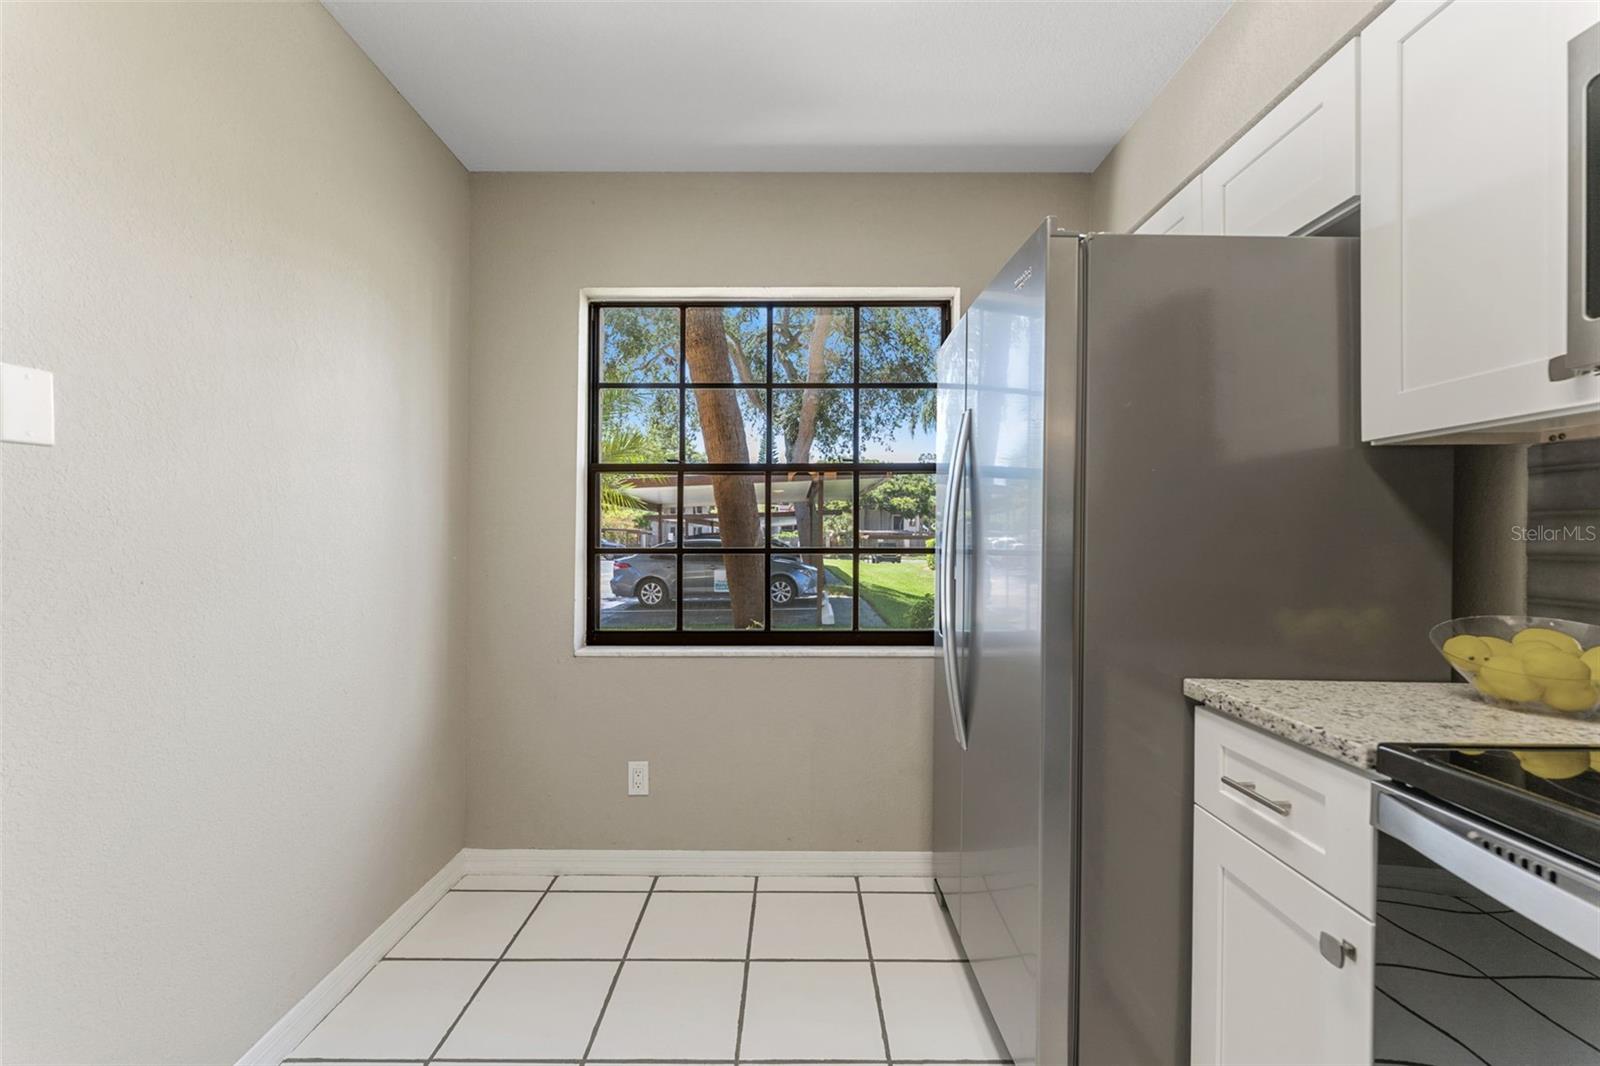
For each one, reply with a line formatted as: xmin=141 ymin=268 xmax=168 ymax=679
xmin=1318 ymin=932 xmax=1356 ymax=969
xmin=1219 ymin=775 xmax=1293 ymax=817
xmin=941 ymin=409 xmax=972 ymax=751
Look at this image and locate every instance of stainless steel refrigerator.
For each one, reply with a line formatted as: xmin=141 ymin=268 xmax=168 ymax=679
xmin=932 ymin=222 xmax=1453 ymax=1066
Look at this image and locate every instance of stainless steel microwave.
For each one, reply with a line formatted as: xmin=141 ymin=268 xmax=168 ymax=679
xmin=1555 ymin=21 xmax=1600 ymax=380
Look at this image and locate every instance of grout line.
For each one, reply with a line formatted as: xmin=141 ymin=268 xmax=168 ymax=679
xmin=857 ymin=876 xmax=893 ymax=1065
xmin=1457 ymin=896 xmax=1600 ymax=980
xmin=1375 ymin=987 xmax=1491 ymax=1066
xmin=734 ymin=875 xmax=758 ymax=1064
xmin=402 ymin=1059 xmax=1013 ymax=1065
xmin=581 ymin=875 xmax=658 ymax=1064
xmin=353 ymin=955 xmax=963 ymax=964
xmin=291 ymin=872 xmax=974 ymax=1066
xmin=1378 ymin=961 xmax=1597 ymax=981
xmin=303 ymin=872 xmax=472 ymax=1033
xmin=1378 ymin=912 xmax=1600 ymax=1055
xmin=423 ymin=879 xmax=555 ymax=1064
xmin=275 ymin=1049 xmax=998 ymax=1056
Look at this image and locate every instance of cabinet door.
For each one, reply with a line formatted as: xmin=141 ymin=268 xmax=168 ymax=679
xmin=1361 ymin=0 xmax=1600 ymax=443
xmin=1202 ymin=39 xmax=1359 ymax=236
xmin=1137 ymin=176 xmax=1206 ymax=235
xmin=1191 ymin=807 xmax=1373 ymax=1066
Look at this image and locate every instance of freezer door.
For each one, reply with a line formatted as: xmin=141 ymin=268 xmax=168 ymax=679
xmin=933 ymin=315 xmax=968 ymax=917
xmin=959 ymin=222 xmax=1052 ymax=1066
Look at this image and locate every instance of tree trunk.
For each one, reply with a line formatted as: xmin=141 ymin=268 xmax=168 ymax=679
xmin=685 ymin=308 xmax=764 ymax=629
xmin=789 ymin=309 xmax=833 ymax=461
xmin=805 ymin=479 xmax=825 ymax=625
xmin=780 ymin=313 xmax=838 ymax=625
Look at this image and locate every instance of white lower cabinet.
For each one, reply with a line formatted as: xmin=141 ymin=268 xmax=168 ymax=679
xmin=1191 ymin=807 xmax=1374 ymax=1066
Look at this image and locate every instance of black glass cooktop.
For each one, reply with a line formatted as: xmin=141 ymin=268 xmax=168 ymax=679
xmin=1375 ymin=744 xmax=1600 ymax=866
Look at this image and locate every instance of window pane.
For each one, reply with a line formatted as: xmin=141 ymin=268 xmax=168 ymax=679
xmin=595 ymin=472 xmax=677 ymax=548
xmin=600 ymin=307 xmax=678 ymax=383
xmin=773 ymin=554 xmax=854 ymax=631
xmin=682 ymin=554 xmax=769 ymax=630
xmin=718 ymin=305 xmax=768 ymax=383
xmin=858 ymin=472 xmax=935 ymax=551
xmin=685 ymin=305 xmax=768 ymax=385
xmin=855 ymin=553 xmax=936 ymax=631
xmin=681 ymin=473 xmax=766 ymax=547
xmin=589 ymin=301 xmax=935 ymax=646
xmin=599 ymin=388 xmax=680 ymax=463
xmin=597 ymin=552 xmax=676 ymax=630
xmin=770 ymin=471 xmax=852 ymax=549
xmin=772 ymin=306 xmax=854 ymax=384
xmin=686 ymin=388 xmax=767 ymax=463
xmin=860 ymin=387 xmax=935 ymax=463
xmin=860 ymin=306 xmax=941 ymax=383
xmin=771 ymin=388 xmax=854 ymax=462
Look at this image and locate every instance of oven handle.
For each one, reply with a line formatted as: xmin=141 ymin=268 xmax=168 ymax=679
xmin=1374 ymin=784 xmax=1600 ymax=959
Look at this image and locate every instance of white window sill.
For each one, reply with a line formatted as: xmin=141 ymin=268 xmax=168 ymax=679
xmin=574 ymin=644 xmax=938 ymax=659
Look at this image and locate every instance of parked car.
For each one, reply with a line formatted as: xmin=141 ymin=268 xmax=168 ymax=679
xmin=608 ymin=536 xmax=820 ymax=607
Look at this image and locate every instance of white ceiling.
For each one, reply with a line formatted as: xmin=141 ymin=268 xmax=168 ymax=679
xmin=324 ymin=0 xmax=1231 ymax=173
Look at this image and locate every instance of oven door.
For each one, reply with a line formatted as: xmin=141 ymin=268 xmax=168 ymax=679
xmin=1373 ymin=785 xmax=1600 ymax=1065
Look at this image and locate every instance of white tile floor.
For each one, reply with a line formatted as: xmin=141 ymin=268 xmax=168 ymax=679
xmin=286 ymin=874 xmax=1010 ymax=1065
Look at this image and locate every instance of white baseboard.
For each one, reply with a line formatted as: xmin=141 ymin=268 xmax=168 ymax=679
xmin=461 ymin=848 xmax=935 ymax=877
xmin=236 ymin=849 xmax=466 ymax=1066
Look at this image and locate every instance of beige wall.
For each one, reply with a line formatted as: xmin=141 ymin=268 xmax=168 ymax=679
xmin=1091 ymin=0 xmax=1386 ymax=233
xmin=466 ymin=172 xmax=1088 ymax=850
xmin=1 ymin=3 xmax=470 ymax=1062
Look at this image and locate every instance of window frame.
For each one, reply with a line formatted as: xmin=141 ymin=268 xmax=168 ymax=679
xmin=576 ymin=289 xmax=955 ymax=651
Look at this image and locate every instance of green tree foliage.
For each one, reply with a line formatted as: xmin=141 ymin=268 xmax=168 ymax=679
xmin=862 ymin=473 xmax=936 ymax=525
xmin=600 ymin=306 xmax=678 ymax=382
xmin=598 ymin=305 xmax=943 ymax=615
xmin=600 ymin=305 xmax=941 ymax=467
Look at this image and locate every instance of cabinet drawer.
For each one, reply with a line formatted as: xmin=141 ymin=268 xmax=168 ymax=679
xmin=1201 ymin=39 xmax=1359 ymax=236
xmin=1192 ymin=807 xmax=1374 ymax=1066
xmin=1194 ymin=707 xmax=1375 ymax=917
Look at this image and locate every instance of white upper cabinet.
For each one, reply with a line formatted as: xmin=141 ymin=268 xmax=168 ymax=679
xmin=1202 ymin=40 xmax=1360 ymax=236
xmin=1137 ymin=175 xmax=1207 ymax=235
xmin=1361 ymin=0 xmax=1600 ymax=443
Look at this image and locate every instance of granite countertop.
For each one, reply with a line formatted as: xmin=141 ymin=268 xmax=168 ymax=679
xmin=1184 ymin=679 xmax=1600 ymax=770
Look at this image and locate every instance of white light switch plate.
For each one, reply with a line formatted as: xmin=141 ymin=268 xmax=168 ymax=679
xmin=1 ymin=364 xmax=55 ymax=445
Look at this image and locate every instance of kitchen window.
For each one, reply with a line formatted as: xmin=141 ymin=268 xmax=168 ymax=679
xmin=586 ymin=300 xmax=946 ymax=646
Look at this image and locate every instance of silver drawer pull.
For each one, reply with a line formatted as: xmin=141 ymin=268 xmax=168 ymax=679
xmin=1220 ymin=775 xmax=1293 ymax=817
xmin=1319 ymin=931 xmax=1356 ymax=969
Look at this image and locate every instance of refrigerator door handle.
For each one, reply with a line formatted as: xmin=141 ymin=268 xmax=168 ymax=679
xmin=942 ymin=409 xmax=972 ymax=751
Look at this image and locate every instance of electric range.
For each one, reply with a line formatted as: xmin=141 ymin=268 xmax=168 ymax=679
xmin=1369 ymin=744 xmax=1600 ymax=1065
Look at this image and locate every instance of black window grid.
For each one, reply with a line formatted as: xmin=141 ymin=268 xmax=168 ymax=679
xmin=587 ymin=300 xmax=946 ymax=646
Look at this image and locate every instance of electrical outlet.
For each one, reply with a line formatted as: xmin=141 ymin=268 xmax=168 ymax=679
xmin=627 ymin=760 xmax=649 ymax=796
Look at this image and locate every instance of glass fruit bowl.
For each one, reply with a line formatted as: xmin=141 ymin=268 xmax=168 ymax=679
xmin=1430 ymin=615 xmax=1600 ymax=721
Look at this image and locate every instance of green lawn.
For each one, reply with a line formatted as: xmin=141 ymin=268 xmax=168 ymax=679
xmin=825 ymin=559 xmax=935 ymax=629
